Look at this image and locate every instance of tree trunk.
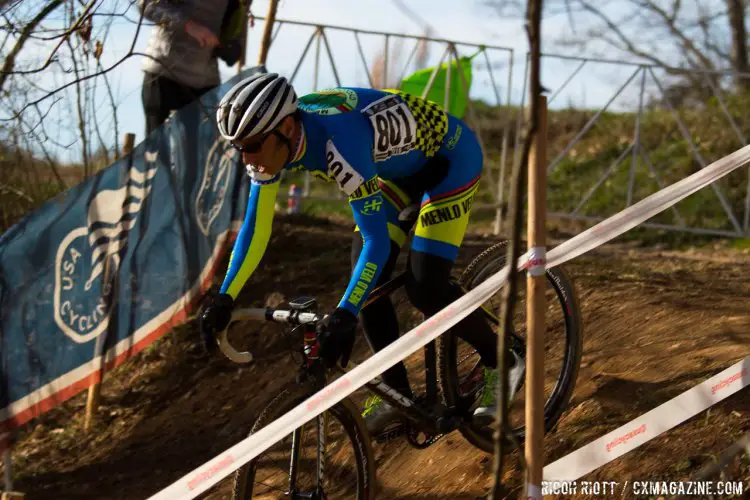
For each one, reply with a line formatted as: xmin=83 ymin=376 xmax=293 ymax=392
xmin=726 ymin=0 xmax=749 ymax=91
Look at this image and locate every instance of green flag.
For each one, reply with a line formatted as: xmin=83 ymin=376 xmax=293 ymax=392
xmin=398 ymin=54 xmax=475 ymax=118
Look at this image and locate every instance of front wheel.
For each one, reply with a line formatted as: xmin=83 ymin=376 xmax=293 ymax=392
xmin=438 ymin=241 xmax=583 ymax=453
xmin=232 ymin=385 xmax=376 ymax=499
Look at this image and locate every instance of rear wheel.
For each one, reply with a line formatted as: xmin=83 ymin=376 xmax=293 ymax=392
xmin=438 ymin=241 xmax=583 ymax=453
xmin=232 ymin=385 xmax=376 ymax=499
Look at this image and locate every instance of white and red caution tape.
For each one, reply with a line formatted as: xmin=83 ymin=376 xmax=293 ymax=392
xmin=543 ymin=357 xmax=750 ymax=480
xmin=526 ymin=482 xmax=543 ymax=500
xmin=525 ymin=247 xmax=546 ymax=277
xmin=148 ymin=144 xmax=750 ymax=500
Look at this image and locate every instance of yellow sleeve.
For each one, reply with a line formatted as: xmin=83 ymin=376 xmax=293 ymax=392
xmin=219 ymin=178 xmax=280 ymax=299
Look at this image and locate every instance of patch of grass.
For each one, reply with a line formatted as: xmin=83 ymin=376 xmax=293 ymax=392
xmin=473 ymin=92 xmax=750 ymax=243
xmin=672 ymin=458 xmax=694 ymax=472
xmin=730 ymin=238 xmax=750 ymax=249
xmin=613 ymin=227 xmax=724 ymax=249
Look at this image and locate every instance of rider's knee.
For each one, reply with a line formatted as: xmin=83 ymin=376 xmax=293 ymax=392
xmin=405 ymin=270 xmax=452 ymax=315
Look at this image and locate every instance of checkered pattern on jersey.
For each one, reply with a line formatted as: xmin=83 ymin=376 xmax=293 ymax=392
xmin=387 ymin=90 xmax=448 ymax=158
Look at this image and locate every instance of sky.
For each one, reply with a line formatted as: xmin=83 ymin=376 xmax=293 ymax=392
xmin=11 ymin=0 xmax=698 ymax=163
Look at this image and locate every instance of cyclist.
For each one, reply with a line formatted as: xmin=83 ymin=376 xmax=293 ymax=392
xmin=199 ymin=72 xmax=525 ymax=434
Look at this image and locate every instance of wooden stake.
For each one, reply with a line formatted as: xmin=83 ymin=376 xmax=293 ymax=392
xmin=237 ymin=1 xmax=249 ymax=74
xmin=83 ymin=355 xmax=103 ymax=432
xmin=524 ymin=94 xmax=548 ymax=499
xmin=256 ymin=0 xmax=279 ymax=66
xmin=84 ymin=132 xmax=135 ymax=432
xmin=2 ymin=447 xmax=12 ymax=492
xmin=122 ymin=133 xmax=135 ymax=157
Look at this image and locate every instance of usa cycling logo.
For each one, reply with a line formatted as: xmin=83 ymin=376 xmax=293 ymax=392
xmin=54 ymin=166 xmax=157 ymax=343
xmin=196 ymin=138 xmax=235 ymax=236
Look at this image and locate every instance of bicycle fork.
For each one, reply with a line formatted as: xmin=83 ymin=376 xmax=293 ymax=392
xmin=285 ymin=412 xmax=329 ymax=500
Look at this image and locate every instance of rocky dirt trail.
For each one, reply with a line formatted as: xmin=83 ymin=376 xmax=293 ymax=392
xmin=5 ymin=215 xmax=750 ymax=499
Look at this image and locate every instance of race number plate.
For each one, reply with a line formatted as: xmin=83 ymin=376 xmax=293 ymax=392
xmin=362 ymin=95 xmax=418 ymax=162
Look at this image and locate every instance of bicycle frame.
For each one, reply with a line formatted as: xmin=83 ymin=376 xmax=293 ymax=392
xmin=354 ymin=270 xmax=504 ymax=437
xmin=213 ymin=235 xmax=584 ymax=498
xmin=219 ymin=266 xmax=505 ymax=440
xmin=362 ymin=270 xmax=501 ymax=326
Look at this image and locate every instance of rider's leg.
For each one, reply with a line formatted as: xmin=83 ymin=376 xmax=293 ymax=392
xmin=351 ymin=233 xmax=413 ymax=399
xmin=406 ymin=251 xmax=497 ymax=370
xmin=407 ymin=117 xmax=525 ymax=420
xmin=406 ymin=116 xmax=499 ymax=370
xmin=351 ymin=181 xmax=421 ymax=434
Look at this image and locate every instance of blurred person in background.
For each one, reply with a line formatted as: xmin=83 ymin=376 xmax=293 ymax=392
xmin=138 ymin=0 xmax=250 ymax=136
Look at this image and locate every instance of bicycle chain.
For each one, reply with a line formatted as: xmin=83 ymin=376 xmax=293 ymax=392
xmin=406 ymin=425 xmax=445 ymax=449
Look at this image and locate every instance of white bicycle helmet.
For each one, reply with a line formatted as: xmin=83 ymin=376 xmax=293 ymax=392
xmin=216 ymin=72 xmax=298 ymax=142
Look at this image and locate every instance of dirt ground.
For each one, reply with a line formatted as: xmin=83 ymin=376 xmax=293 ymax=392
xmin=3 ymin=214 xmax=750 ymax=499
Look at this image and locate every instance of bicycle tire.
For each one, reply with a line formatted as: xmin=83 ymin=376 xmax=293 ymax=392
xmin=232 ymin=384 xmax=376 ymax=499
xmin=438 ymin=240 xmax=583 ymax=453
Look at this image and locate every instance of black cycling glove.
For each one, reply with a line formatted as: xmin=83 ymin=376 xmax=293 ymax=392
xmin=199 ymin=293 xmax=234 ymax=353
xmin=316 ymin=308 xmax=358 ymax=368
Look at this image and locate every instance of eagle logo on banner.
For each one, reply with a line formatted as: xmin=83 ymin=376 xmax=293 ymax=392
xmin=53 ymin=165 xmax=157 ymax=344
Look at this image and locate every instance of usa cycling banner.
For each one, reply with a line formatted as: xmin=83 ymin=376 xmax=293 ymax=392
xmin=0 ymin=66 xmax=265 ymax=439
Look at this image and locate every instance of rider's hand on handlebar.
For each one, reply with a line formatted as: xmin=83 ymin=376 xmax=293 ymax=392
xmin=199 ymin=293 xmax=234 ymax=353
xmin=316 ymin=308 xmax=358 ymax=369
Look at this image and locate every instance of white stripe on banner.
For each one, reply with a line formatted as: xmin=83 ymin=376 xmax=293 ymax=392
xmin=543 ymin=357 xmax=750 ymax=480
xmin=148 ymin=144 xmax=750 ymax=500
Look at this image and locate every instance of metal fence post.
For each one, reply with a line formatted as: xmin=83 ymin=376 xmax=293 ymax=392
xmin=547 ymin=67 xmax=641 ymax=173
xmin=354 ymin=31 xmax=375 ymax=88
xmin=649 ymin=67 xmax=743 ymax=234
xmin=627 ymin=67 xmax=647 ymax=208
xmin=489 ymin=48 xmax=514 ymax=235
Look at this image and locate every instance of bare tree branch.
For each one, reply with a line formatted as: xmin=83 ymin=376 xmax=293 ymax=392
xmin=94 ymin=14 xmax=118 ymax=160
xmin=0 ymin=0 xmax=65 ymax=93
xmin=1 ymin=6 xmax=146 ymax=122
xmin=697 ymin=12 xmax=731 ymax=65
xmin=668 ymin=0 xmax=681 ymax=24
xmin=90 ymin=0 xmax=139 ymax=20
xmin=574 ymin=1 xmax=674 ymax=67
xmin=725 ymin=0 xmax=749 ymax=88
xmin=25 ymin=103 xmax=68 ymax=190
xmin=635 ymin=0 xmax=714 ymax=69
xmin=0 ymin=183 xmax=34 ymax=203
xmin=65 ymin=23 xmax=90 ymax=177
xmin=5 ymin=0 xmax=99 ymax=81
xmin=564 ymin=0 xmax=576 ymax=31
xmin=485 ymin=0 xmax=737 ymax=81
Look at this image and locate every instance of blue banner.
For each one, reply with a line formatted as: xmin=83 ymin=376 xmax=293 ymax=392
xmin=0 ymin=67 xmax=264 ymax=432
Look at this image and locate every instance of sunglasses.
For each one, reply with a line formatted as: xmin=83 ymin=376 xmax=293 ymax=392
xmin=231 ymin=131 xmax=273 ymax=154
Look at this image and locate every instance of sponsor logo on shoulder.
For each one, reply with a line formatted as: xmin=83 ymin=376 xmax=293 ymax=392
xmin=298 ymin=88 xmax=359 ymax=115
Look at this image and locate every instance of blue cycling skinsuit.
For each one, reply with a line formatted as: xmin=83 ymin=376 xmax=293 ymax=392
xmin=219 ymin=87 xmax=497 ymax=393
